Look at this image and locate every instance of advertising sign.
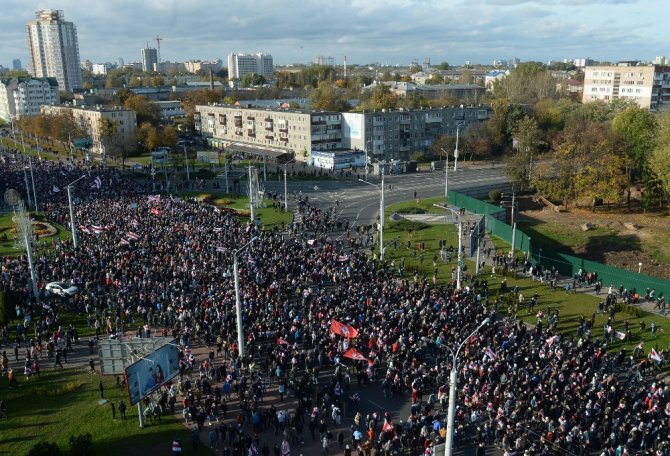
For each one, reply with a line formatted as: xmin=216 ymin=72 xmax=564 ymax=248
xmin=124 ymin=342 xmax=179 ymax=404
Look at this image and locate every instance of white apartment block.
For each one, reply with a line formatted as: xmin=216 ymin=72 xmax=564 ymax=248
xmin=227 ymin=53 xmax=274 ymax=80
xmin=195 ymin=104 xmax=341 ymax=160
xmin=0 ymin=77 xmax=59 ymax=122
xmin=342 ymin=105 xmax=493 ymax=161
xmin=582 ymin=64 xmax=670 ymax=111
xmin=42 ymin=105 xmax=137 ymax=155
xmin=27 ymin=10 xmax=82 ymax=93
xmin=184 ymin=60 xmax=223 ymax=74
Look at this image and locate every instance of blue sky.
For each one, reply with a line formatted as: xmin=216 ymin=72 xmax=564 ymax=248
xmin=1 ymin=0 xmax=667 ymax=69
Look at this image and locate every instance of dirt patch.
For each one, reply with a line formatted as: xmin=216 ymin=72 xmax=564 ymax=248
xmin=520 ymin=198 xmax=670 ymax=280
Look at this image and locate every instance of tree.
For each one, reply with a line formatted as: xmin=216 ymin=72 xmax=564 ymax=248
xmin=107 ymin=135 xmax=138 ymax=169
xmin=357 ymin=85 xmax=399 ymax=111
xmin=124 ymin=94 xmax=160 ymax=126
xmin=309 ymin=82 xmax=350 ymax=111
xmin=437 ymin=62 xmax=450 ymax=70
xmin=504 ymin=117 xmax=541 ymax=190
xmin=492 ymin=62 xmax=558 ymax=104
xmin=28 ymin=442 xmax=63 ymax=456
xmin=241 ymin=73 xmax=267 ymax=88
xmin=97 ymin=118 xmax=117 ymax=160
xmin=69 ymin=433 xmax=95 ymax=456
xmin=611 ymin=106 xmax=657 ymax=173
xmin=648 ymin=113 xmax=670 ymax=208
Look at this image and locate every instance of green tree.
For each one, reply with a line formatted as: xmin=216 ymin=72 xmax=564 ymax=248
xmin=242 ymin=73 xmax=267 ymax=88
xmin=309 ymin=82 xmax=350 ymax=111
xmin=124 ymin=94 xmax=160 ymax=126
xmin=611 ymin=106 xmax=657 ymax=171
xmin=492 ymin=62 xmax=557 ymax=104
xmin=504 ymin=117 xmax=542 ymax=190
xmin=437 ymin=62 xmax=450 ymax=70
xmin=648 ymin=112 xmax=670 ymax=208
xmin=357 ymin=85 xmax=399 ymax=111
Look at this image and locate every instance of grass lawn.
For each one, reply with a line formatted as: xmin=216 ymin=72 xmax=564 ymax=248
xmin=383 ymin=199 xmax=670 ymax=364
xmin=0 ymin=212 xmax=71 ymax=256
xmin=0 ymin=137 xmax=67 ymax=162
xmin=179 ymin=192 xmax=291 ymax=229
xmin=0 ymin=368 xmax=211 ymax=456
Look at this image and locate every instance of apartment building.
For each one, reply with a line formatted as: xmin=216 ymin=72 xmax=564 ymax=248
xmin=582 ymin=64 xmax=670 ymax=111
xmin=141 ymin=47 xmax=158 ymax=72
xmin=27 ymin=9 xmax=82 ymax=92
xmin=342 ymin=105 xmax=493 ymax=161
xmin=42 ymin=105 xmax=137 ymax=155
xmin=227 ymin=53 xmax=274 ymax=80
xmin=0 ymin=77 xmax=59 ymax=122
xmin=195 ymin=104 xmax=341 ymax=160
xmin=184 ymin=60 xmax=223 ymax=74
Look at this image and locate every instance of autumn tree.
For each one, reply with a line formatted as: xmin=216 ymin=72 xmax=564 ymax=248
xmin=504 ymin=117 xmax=542 ymax=190
xmin=492 ymin=62 xmax=558 ymax=104
xmin=309 ymin=82 xmax=350 ymax=111
xmin=124 ymin=94 xmax=160 ymax=126
xmin=648 ymin=112 xmax=670 ymax=208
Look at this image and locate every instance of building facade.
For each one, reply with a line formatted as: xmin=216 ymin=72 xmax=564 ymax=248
xmin=0 ymin=77 xmax=59 ymax=122
xmin=184 ymin=60 xmax=223 ymax=74
xmin=195 ymin=104 xmax=341 ymax=160
xmin=141 ymin=47 xmax=158 ymax=73
xmin=582 ymin=64 xmax=670 ymax=111
xmin=342 ymin=105 xmax=493 ymax=161
xmin=27 ymin=9 xmax=82 ymax=93
xmin=42 ymin=105 xmax=137 ymax=155
xmin=227 ymin=53 xmax=274 ymax=80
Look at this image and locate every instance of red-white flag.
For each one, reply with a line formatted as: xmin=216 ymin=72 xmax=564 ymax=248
xmin=338 ymin=255 xmax=349 ymax=262
xmin=343 ymin=348 xmax=368 ymax=362
xmin=382 ymin=421 xmax=394 ymax=433
xmin=650 ymin=348 xmax=663 ymax=363
xmin=119 ymin=238 xmax=130 ymax=246
xmin=126 ymin=231 xmax=140 ymax=240
xmin=330 ymin=320 xmax=359 ymax=339
xmin=546 ymin=335 xmax=558 ymax=347
xmin=276 ymin=337 xmax=290 ymax=345
xmin=151 ymin=207 xmax=161 ymax=216
xmin=147 ymin=195 xmax=161 ymax=204
xmin=485 ymin=347 xmax=497 ymax=360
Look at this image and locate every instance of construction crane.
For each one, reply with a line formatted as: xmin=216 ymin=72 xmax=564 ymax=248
xmin=155 ymin=35 xmax=162 ymax=63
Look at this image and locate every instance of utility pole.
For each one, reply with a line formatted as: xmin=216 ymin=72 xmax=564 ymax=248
xmin=510 ymin=189 xmax=517 ymax=257
xmin=183 ymin=144 xmax=190 ymax=183
xmin=29 ymin=157 xmax=38 ymax=212
xmin=17 ymin=201 xmax=39 ymax=302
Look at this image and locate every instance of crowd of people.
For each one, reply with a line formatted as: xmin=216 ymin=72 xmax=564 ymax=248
xmin=1 ymin=141 xmax=669 ymax=456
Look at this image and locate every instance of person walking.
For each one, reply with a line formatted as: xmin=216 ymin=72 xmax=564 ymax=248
xmin=110 ymin=401 xmax=116 ymax=420
xmin=53 ymin=349 xmax=63 ymax=369
xmin=99 ymin=380 xmax=105 ymax=399
xmin=119 ymin=400 xmax=127 ymax=419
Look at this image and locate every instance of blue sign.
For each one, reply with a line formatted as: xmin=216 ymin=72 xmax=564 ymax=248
xmin=124 ymin=341 xmax=179 ymax=404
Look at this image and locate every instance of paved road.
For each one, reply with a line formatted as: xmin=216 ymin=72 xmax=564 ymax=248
xmin=262 ymin=164 xmax=509 ymax=231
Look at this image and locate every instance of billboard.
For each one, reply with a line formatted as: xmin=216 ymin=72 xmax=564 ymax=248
xmin=98 ymin=337 xmax=175 ymax=375
xmin=124 ymin=342 xmax=179 ymax=404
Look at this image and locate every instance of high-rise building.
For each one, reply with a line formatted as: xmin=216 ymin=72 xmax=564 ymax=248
xmin=27 ymin=9 xmax=82 ymax=92
xmin=0 ymin=76 xmax=59 ymax=122
xmin=227 ymin=53 xmax=274 ymax=80
xmin=12 ymin=59 xmax=22 ymax=70
xmin=141 ymin=47 xmax=158 ymax=72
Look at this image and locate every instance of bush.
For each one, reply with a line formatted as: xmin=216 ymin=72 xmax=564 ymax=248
xmin=28 ymin=442 xmax=63 ymax=456
xmin=397 ymin=207 xmax=427 ymax=215
xmin=488 ymin=189 xmax=502 ymax=202
xmin=69 ymin=433 xmax=95 ymax=456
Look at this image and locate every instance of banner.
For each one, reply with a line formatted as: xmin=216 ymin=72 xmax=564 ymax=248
xmin=330 ymin=320 xmax=359 ymax=339
xmin=343 ymin=348 xmax=367 ymax=362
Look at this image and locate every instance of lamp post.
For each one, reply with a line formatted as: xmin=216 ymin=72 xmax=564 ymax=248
xmin=29 ymin=157 xmax=38 ymax=212
xmin=638 ymin=262 xmax=643 ymax=274
xmin=23 ymin=166 xmax=32 ymax=209
xmin=453 ymin=104 xmax=464 ymax=171
xmin=359 ymin=169 xmax=385 ymax=261
xmin=364 ymin=139 xmax=371 ymax=181
xmin=233 ymin=236 xmax=258 ymax=358
xmin=440 ymin=148 xmax=449 ymax=198
xmin=510 ymin=189 xmax=517 ymax=257
xmin=67 ymin=175 xmax=86 ymax=248
xmin=283 ymin=158 xmax=296 ymax=212
xmin=183 ymin=144 xmax=190 ymax=183
xmin=444 ymin=317 xmax=490 ymax=456
xmin=434 ymin=204 xmax=463 ymax=289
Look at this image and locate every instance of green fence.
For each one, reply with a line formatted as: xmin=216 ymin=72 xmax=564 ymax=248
xmin=448 ymin=190 xmax=670 ymax=299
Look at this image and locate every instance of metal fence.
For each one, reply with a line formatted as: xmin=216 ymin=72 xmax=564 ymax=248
xmin=448 ymin=190 xmax=670 ymax=299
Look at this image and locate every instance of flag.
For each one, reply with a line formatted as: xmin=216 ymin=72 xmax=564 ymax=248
xmin=216 ymin=246 xmax=226 ymax=253
xmin=52 ymin=185 xmax=60 ymax=193
xmin=94 ymin=176 xmax=102 ymax=189
xmin=129 ymin=203 xmax=138 ymax=209
xmin=91 ymin=225 xmax=105 ymax=231
xmin=276 ymin=337 xmax=290 ymax=345
xmin=126 ymin=232 xmax=140 ymax=240
xmin=119 ymin=239 xmax=130 ymax=246
xmin=343 ymin=348 xmax=368 ymax=362
xmin=615 ymin=331 xmax=626 ymax=340
xmin=213 ymin=207 xmax=221 ymax=213
xmin=213 ymin=227 xmax=223 ymax=232
xmin=147 ymin=195 xmax=161 ymax=204
xmin=382 ymin=421 xmax=394 ymax=433
xmin=330 ymin=319 xmax=359 ymax=339
xmin=79 ymin=225 xmax=91 ymax=234
xmin=485 ymin=347 xmax=497 ymax=360
xmin=650 ymin=348 xmax=662 ymax=363
xmin=546 ymin=335 xmax=558 ymax=347
xmin=307 ymin=239 xmax=315 ymax=246
xmin=151 ymin=207 xmax=161 ymax=216
xmin=338 ymin=255 xmax=349 ymax=262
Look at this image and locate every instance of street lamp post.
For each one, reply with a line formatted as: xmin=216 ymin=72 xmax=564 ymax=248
xmin=453 ymin=104 xmax=464 ymax=172
xmin=67 ymin=175 xmax=86 ymax=248
xmin=440 ymin=148 xmax=449 ymax=198
xmin=638 ymin=262 xmax=643 ymax=274
xmin=23 ymin=166 xmax=32 ymax=209
xmin=183 ymin=144 xmax=190 ymax=183
xmin=510 ymin=189 xmax=517 ymax=257
xmin=233 ymin=237 xmax=258 ymax=358
xmin=359 ymin=169 xmax=385 ymax=261
xmin=434 ymin=204 xmax=463 ymax=289
xmin=444 ymin=317 xmax=490 ymax=456
xmin=29 ymin=157 xmax=38 ymax=212
xmin=283 ymin=158 xmax=296 ymax=212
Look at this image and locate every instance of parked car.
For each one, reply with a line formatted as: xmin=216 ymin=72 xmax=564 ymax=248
xmin=45 ymin=282 xmax=79 ymax=297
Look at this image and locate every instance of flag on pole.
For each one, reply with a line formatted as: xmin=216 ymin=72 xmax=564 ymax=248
xmin=343 ymin=348 xmax=368 ymax=362
xmin=52 ymin=185 xmax=60 ymax=193
xmin=79 ymin=225 xmax=91 ymax=234
xmin=650 ymin=348 xmax=663 ymax=363
xmin=213 ymin=227 xmax=223 ymax=232
xmin=338 ymin=255 xmax=349 ymax=262
xmin=119 ymin=238 xmax=130 ymax=246
xmin=546 ymin=335 xmax=558 ymax=347
xmin=615 ymin=331 xmax=626 ymax=340
xmin=216 ymin=246 xmax=226 ymax=253
xmin=94 ymin=176 xmax=102 ymax=189
xmin=276 ymin=337 xmax=290 ymax=345
xmin=151 ymin=207 xmax=161 ymax=216
xmin=126 ymin=232 xmax=140 ymax=240
xmin=382 ymin=421 xmax=394 ymax=433
xmin=330 ymin=319 xmax=359 ymax=339
xmin=147 ymin=195 xmax=161 ymax=204
xmin=307 ymin=239 xmax=315 ymax=246
xmin=485 ymin=347 xmax=497 ymax=360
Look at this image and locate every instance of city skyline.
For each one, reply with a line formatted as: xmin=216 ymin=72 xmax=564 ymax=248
xmin=0 ymin=0 xmax=667 ymax=70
